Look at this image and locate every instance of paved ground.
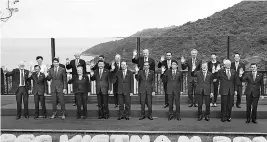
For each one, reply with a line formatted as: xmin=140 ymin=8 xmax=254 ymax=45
xmin=1 ymin=116 xmax=267 ymax=133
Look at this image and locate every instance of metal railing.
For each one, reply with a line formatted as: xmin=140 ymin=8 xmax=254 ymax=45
xmin=2 ymin=70 xmax=267 ymax=96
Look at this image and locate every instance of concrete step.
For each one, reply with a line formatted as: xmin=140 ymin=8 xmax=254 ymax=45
xmin=2 ymin=102 xmax=267 ymax=119
xmin=2 ymin=95 xmax=267 ymax=105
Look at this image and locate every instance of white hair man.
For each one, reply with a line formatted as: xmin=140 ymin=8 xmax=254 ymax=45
xmin=132 ymin=49 xmax=155 ymax=72
xmin=110 ymin=54 xmax=122 ymax=108
xmin=218 ymin=59 xmax=237 ymax=122
xmin=181 ymin=49 xmax=202 ymax=107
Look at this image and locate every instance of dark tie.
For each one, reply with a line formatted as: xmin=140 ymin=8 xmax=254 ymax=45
xmin=20 ymin=69 xmax=25 ymax=86
xmin=100 ymin=69 xmax=103 ymax=79
xmin=145 ymin=70 xmax=148 ymax=80
xmin=253 ymin=72 xmax=256 ymax=81
xmin=54 ymin=68 xmax=57 ymax=77
xmin=227 ymin=70 xmax=231 ymax=80
xmin=172 ymin=70 xmax=176 ymax=80
xmin=203 ymin=72 xmax=206 ymax=81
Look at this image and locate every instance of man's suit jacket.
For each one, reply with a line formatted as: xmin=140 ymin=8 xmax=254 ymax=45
xmin=28 ymin=72 xmax=47 ymax=95
xmin=240 ymin=72 xmax=264 ymax=97
xmin=132 ymin=56 xmax=155 ymax=72
xmin=91 ymin=62 xmax=110 ymax=71
xmin=231 ymin=62 xmax=245 ymax=86
xmin=207 ymin=61 xmax=220 ymax=80
xmin=109 ymin=62 xmax=122 ymax=93
xmin=135 ymin=70 xmax=155 ymax=94
xmin=193 ymin=71 xmax=214 ymax=95
xmin=91 ymin=68 xmax=111 ymax=95
xmin=68 ymin=74 xmax=91 ymax=93
xmin=66 ymin=59 xmax=87 ymax=75
xmin=5 ymin=68 xmax=31 ymax=93
xmin=46 ymin=67 xmax=67 ymax=93
xmin=218 ymin=68 xmax=237 ymax=95
xmin=111 ymin=70 xmax=134 ymax=95
xmin=158 ymin=59 xmax=176 ymax=70
xmin=161 ymin=69 xmax=183 ymax=95
xmin=181 ymin=58 xmax=202 ymax=82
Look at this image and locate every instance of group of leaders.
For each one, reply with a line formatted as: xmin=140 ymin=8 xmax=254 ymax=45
xmin=2 ymin=48 xmax=264 ymax=124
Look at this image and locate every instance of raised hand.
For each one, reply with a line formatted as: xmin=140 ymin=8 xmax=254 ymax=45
xmin=181 ymin=56 xmax=185 ymax=63
xmin=239 ymin=68 xmax=244 ymax=75
xmin=160 ymin=55 xmax=165 ymax=62
xmin=161 ymin=66 xmax=166 ymax=74
xmin=133 ymin=49 xmax=137 ymax=58
xmin=28 ymin=71 xmax=33 ymax=78
xmin=66 ymin=58 xmax=70 ymax=65
xmin=111 ymin=61 xmax=115 ymax=70
xmin=135 ymin=65 xmax=139 ymax=73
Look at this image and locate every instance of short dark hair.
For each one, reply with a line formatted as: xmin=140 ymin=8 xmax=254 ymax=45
xmin=171 ymin=60 xmax=178 ymax=65
xmin=211 ymin=53 xmax=216 ymax=56
xmin=77 ymin=65 xmax=84 ymax=70
xmin=36 ymin=56 xmax=43 ymax=60
xmin=34 ymin=65 xmax=40 ymax=69
xmin=99 ymin=55 xmax=105 ymax=58
xmin=98 ymin=60 xmax=104 ymax=64
xmin=234 ymin=53 xmax=240 ymax=57
xmin=53 ymin=58 xmax=59 ymax=62
xmin=251 ymin=63 xmax=257 ymax=66
xmin=166 ymin=52 xmax=172 ymax=55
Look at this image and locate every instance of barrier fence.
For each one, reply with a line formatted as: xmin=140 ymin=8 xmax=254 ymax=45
xmin=2 ymin=70 xmax=267 ymax=96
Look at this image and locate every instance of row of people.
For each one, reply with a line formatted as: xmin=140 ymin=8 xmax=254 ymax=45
xmin=3 ymin=49 xmax=264 ymax=124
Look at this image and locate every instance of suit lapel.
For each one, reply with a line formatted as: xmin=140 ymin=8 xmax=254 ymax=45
xmin=200 ymin=70 xmax=204 ymax=82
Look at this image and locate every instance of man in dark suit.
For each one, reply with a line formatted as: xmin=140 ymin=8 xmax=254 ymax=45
xmin=91 ymin=60 xmax=111 ymax=119
xmin=111 ymin=61 xmax=134 ymax=120
xmin=218 ymin=59 xmax=237 ymax=122
xmin=28 ymin=65 xmax=47 ymax=119
xmin=158 ymin=52 xmax=176 ymax=108
xmin=181 ymin=49 xmax=202 ymax=107
xmin=193 ymin=63 xmax=214 ymax=121
xmin=240 ymin=63 xmax=264 ymax=124
xmin=207 ymin=53 xmax=221 ymax=107
xmin=46 ymin=58 xmax=67 ymax=120
xmin=66 ymin=53 xmax=87 ymax=75
xmin=135 ymin=61 xmax=155 ymax=120
xmin=91 ymin=55 xmax=110 ymax=71
xmin=50 ymin=57 xmax=66 ymax=69
xmin=109 ymin=54 xmax=122 ymax=108
xmin=1 ymin=67 xmax=4 ymax=94
xmin=5 ymin=61 xmax=31 ymax=119
xmin=132 ymin=49 xmax=155 ymax=72
xmin=231 ymin=53 xmax=245 ymax=108
xmin=161 ymin=60 xmax=183 ymax=121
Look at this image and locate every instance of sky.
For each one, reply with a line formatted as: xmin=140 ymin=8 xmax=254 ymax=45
xmin=1 ymin=0 xmax=243 ymax=69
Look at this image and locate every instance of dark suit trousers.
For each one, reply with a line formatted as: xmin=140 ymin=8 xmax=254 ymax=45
xmin=168 ymin=92 xmax=180 ymax=117
xmin=163 ymin=83 xmax=168 ymax=105
xmin=140 ymin=91 xmax=152 ymax=117
xmin=16 ymin=87 xmax=29 ymax=116
xmin=114 ymin=92 xmax=119 ymax=105
xmin=118 ymin=93 xmax=131 ymax=118
xmin=210 ymin=81 xmax=219 ymax=103
xmin=235 ymin=85 xmax=242 ymax=105
xmin=246 ymin=93 xmax=260 ymax=120
xmin=51 ymin=91 xmax=66 ymax=115
xmin=97 ymin=91 xmax=109 ymax=117
xmin=75 ymin=92 xmax=88 ymax=117
xmin=188 ymin=81 xmax=197 ymax=104
xmin=34 ymin=94 xmax=46 ymax=116
xmin=221 ymin=93 xmax=233 ymax=119
xmin=197 ymin=91 xmax=210 ymax=116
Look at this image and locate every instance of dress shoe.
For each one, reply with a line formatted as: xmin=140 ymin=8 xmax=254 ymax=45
xmin=104 ymin=116 xmax=109 ymax=119
xmin=50 ymin=114 xmax=57 ymax=119
xmin=117 ymin=117 xmax=124 ymax=120
xmin=82 ymin=116 xmax=87 ymax=119
xmin=205 ymin=116 xmax=210 ymax=121
xmin=252 ymin=120 xmax=258 ymax=124
xmin=227 ymin=118 xmax=231 ymax=122
xmin=198 ymin=115 xmax=203 ymax=121
xmin=163 ymin=104 xmax=169 ymax=108
xmin=62 ymin=115 xmax=66 ymax=120
xmin=188 ymin=103 xmax=193 ymax=107
xmin=34 ymin=116 xmax=39 ymax=119
xmin=43 ymin=115 xmax=47 ymax=118
xmin=246 ymin=119 xmax=250 ymax=124
xmin=213 ymin=103 xmax=217 ymax=107
xmin=24 ymin=115 xmax=29 ymax=119
xmin=177 ymin=117 xmax=181 ymax=121
xmin=168 ymin=116 xmax=173 ymax=121
xmin=139 ymin=116 xmax=146 ymax=120
xmin=76 ymin=116 xmax=81 ymax=119
xmin=98 ymin=116 xmax=104 ymax=119
xmin=16 ymin=116 xmax=21 ymax=120
xmin=148 ymin=116 xmax=153 ymax=120
xmin=73 ymin=103 xmax=76 ymax=106
xmin=125 ymin=117 xmax=130 ymax=120
xmin=236 ymin=104 xmax=241 ymax=108
xmin=194 ymin=103 xmax=198 ymax=107
xmin=115 ymin=104 xmax=118 ymax=108
xmin=221 ymin=118 xmax=226 ymax=122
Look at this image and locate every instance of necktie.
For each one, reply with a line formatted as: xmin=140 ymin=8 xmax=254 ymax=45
xmin=145 ymin=70 xmax=148 ymax=80
xmin=20 ymin=69 xmax=25 ymax=86
xmin=172 ymin=70 xmax=176 ymax=80
xmin=76 ymin=59 xmax=79 ymax=67
xmin=123 ymin=71 xmax=126 ymax=80
xmin=54 ymin=68 xmax=57 ymax=77
xmin=203 ymin=72 xmax=206 ymax=81
xmin=37 ymin=73 xmax=40 ymax=79
xmin=227 ymin=70 xmax=231 ymax=80
xmin=117 ymin=63 xmax=120 ymax=69
xmin=253 ymin=72 xmax=256 ymax=81
xmin=100 ymin=69 xmax=103 ymax=79
xmin=236 ymin=62 xmax=238 ymax=71
xmin=192 ymin=58 xmax=196 ymax=71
